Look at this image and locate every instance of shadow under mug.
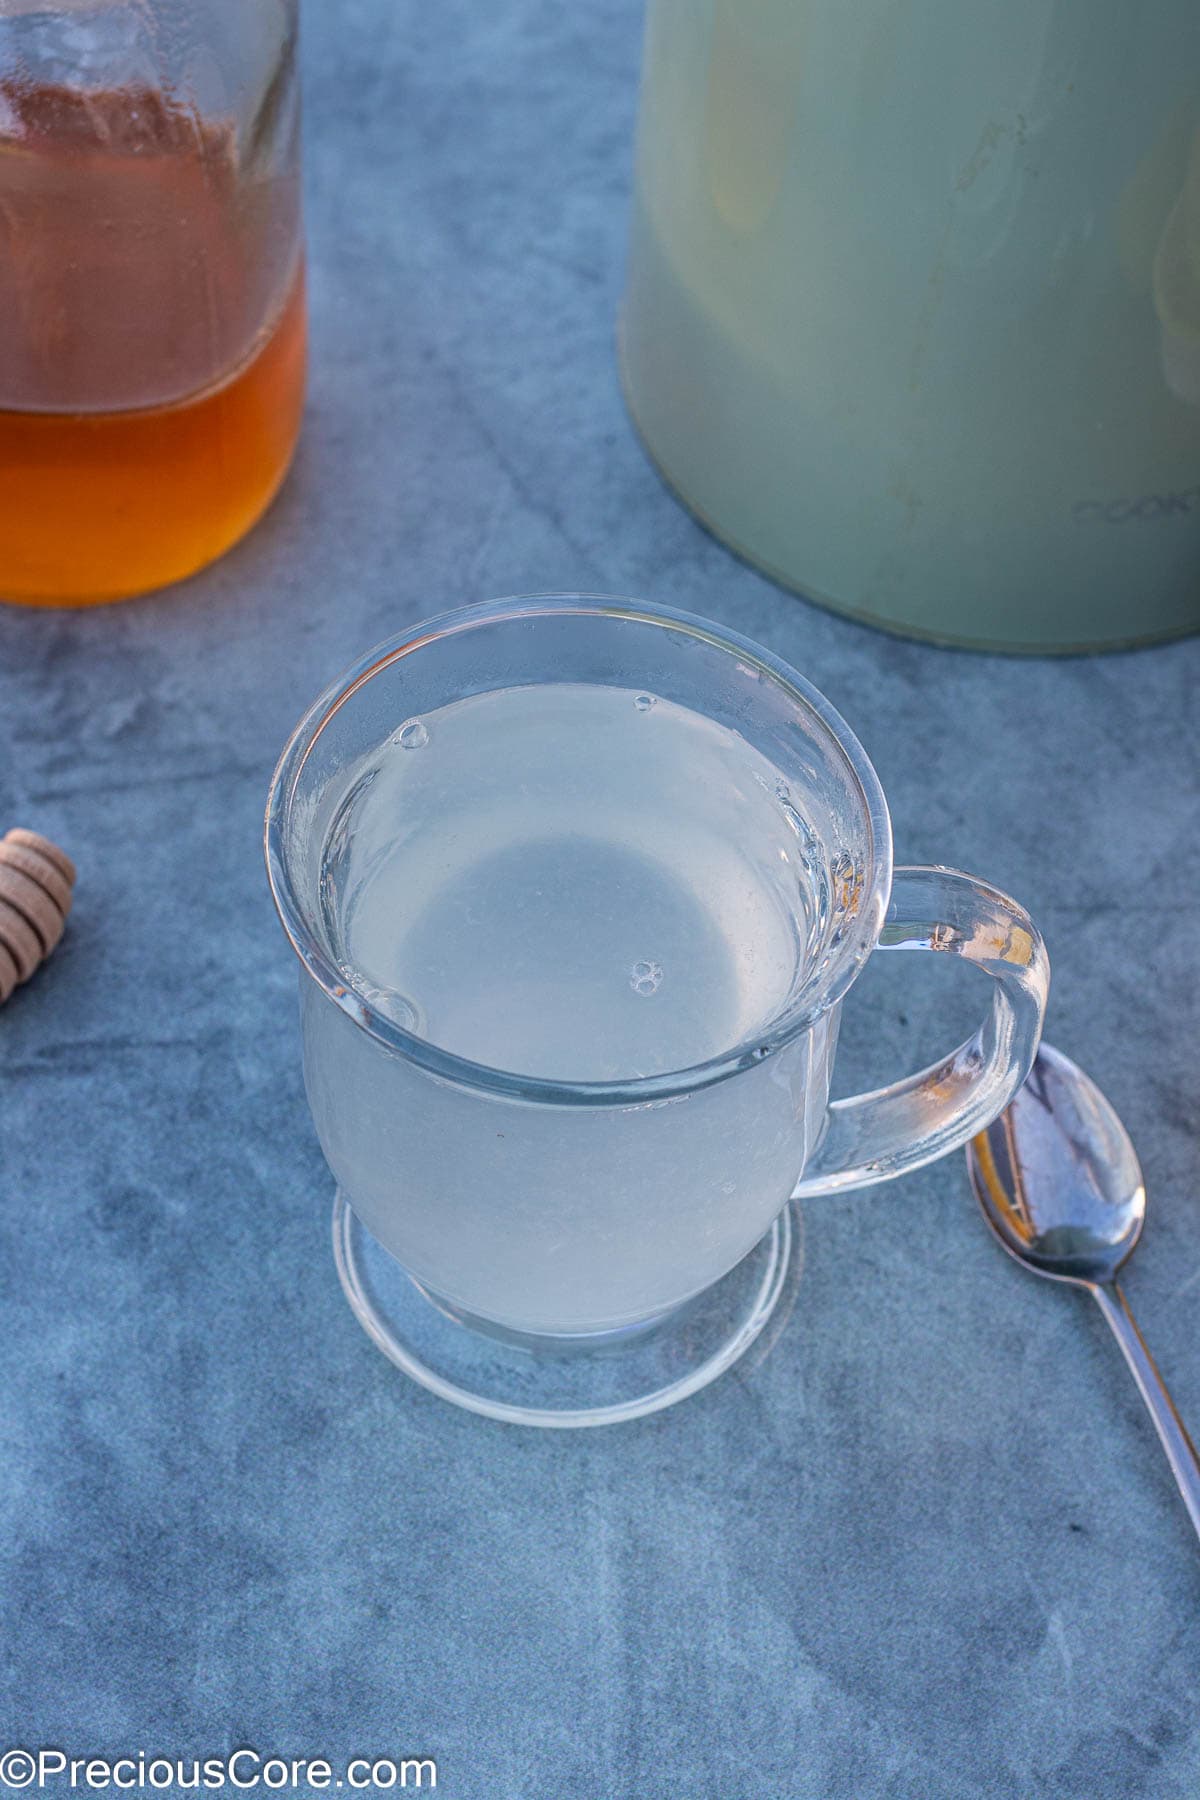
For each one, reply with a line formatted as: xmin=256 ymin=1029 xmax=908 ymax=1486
xmin=266 ymin=596 xmax=1049 ymax=1426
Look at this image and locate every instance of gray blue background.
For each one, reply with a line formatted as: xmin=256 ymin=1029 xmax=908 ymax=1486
xmin=2 ymin=1 xmax=1199 ymax=1794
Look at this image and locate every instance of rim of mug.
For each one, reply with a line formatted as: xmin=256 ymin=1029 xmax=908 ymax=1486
xmin=264 ymin=595 xmax=894 ymax=1106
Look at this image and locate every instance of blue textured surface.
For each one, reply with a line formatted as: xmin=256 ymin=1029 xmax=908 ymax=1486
xmin=2 ymin=2 xmax=1200 ymax=1795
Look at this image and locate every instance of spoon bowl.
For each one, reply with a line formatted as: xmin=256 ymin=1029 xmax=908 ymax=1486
xmin=968 ymin=1042 xmax=1145 ymax=1286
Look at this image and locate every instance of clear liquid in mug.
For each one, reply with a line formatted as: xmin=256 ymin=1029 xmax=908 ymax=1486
xmin=322 ymin=683 xmax=828 ymax=1080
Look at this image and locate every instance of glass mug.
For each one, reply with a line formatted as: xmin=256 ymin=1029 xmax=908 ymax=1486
xmin=266 ymin=597 xmax=1049 ymax=1426
xmin=0 ymin=0 xmax=305 ymax=605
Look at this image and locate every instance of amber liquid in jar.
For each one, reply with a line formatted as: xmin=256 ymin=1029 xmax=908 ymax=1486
xmin=0 ymin=84 xmax=306 ymax=606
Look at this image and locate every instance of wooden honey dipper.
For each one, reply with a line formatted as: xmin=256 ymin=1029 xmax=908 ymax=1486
xmin=0 ymin=829 xmax=75 ymax=1005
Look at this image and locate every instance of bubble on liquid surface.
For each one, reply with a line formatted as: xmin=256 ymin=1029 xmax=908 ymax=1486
xmin=337 ymin=962 xmax=419 ymax=1030
xmin=630 ymin=959 xmax=663 ymax=996
xmin=775 ymin=779 xmax=791 ymax=801
xmin=633 ymin=693 xmax=657 ymax=713
xmin=360 ymin=981 xmax=420 ymax=1031
xmin=393 ymin=719 xmax=429 ymax=750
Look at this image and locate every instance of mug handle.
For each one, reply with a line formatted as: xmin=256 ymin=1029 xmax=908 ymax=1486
xmin=793 ymin=866 xmax=1049 ymax=1198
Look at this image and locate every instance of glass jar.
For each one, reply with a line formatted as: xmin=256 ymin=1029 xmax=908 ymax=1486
xmin=0 ymin=0 xmax=305 ymax=605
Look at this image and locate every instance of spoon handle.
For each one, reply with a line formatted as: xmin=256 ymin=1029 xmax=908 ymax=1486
xmin=1093 ymin=1282 xmax=1200 ymax=1541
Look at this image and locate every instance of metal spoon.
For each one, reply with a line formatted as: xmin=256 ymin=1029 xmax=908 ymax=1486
xmin=967 ymin=1042 xmax=1200 ymax=1540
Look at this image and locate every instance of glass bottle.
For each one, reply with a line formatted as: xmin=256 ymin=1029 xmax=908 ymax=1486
xmin=0 ymin=0 xmax=306 ymax=606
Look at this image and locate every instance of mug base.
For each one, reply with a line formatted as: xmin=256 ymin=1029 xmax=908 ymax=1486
xmin=331 ymin=1192 xmax=801 ymax=1428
